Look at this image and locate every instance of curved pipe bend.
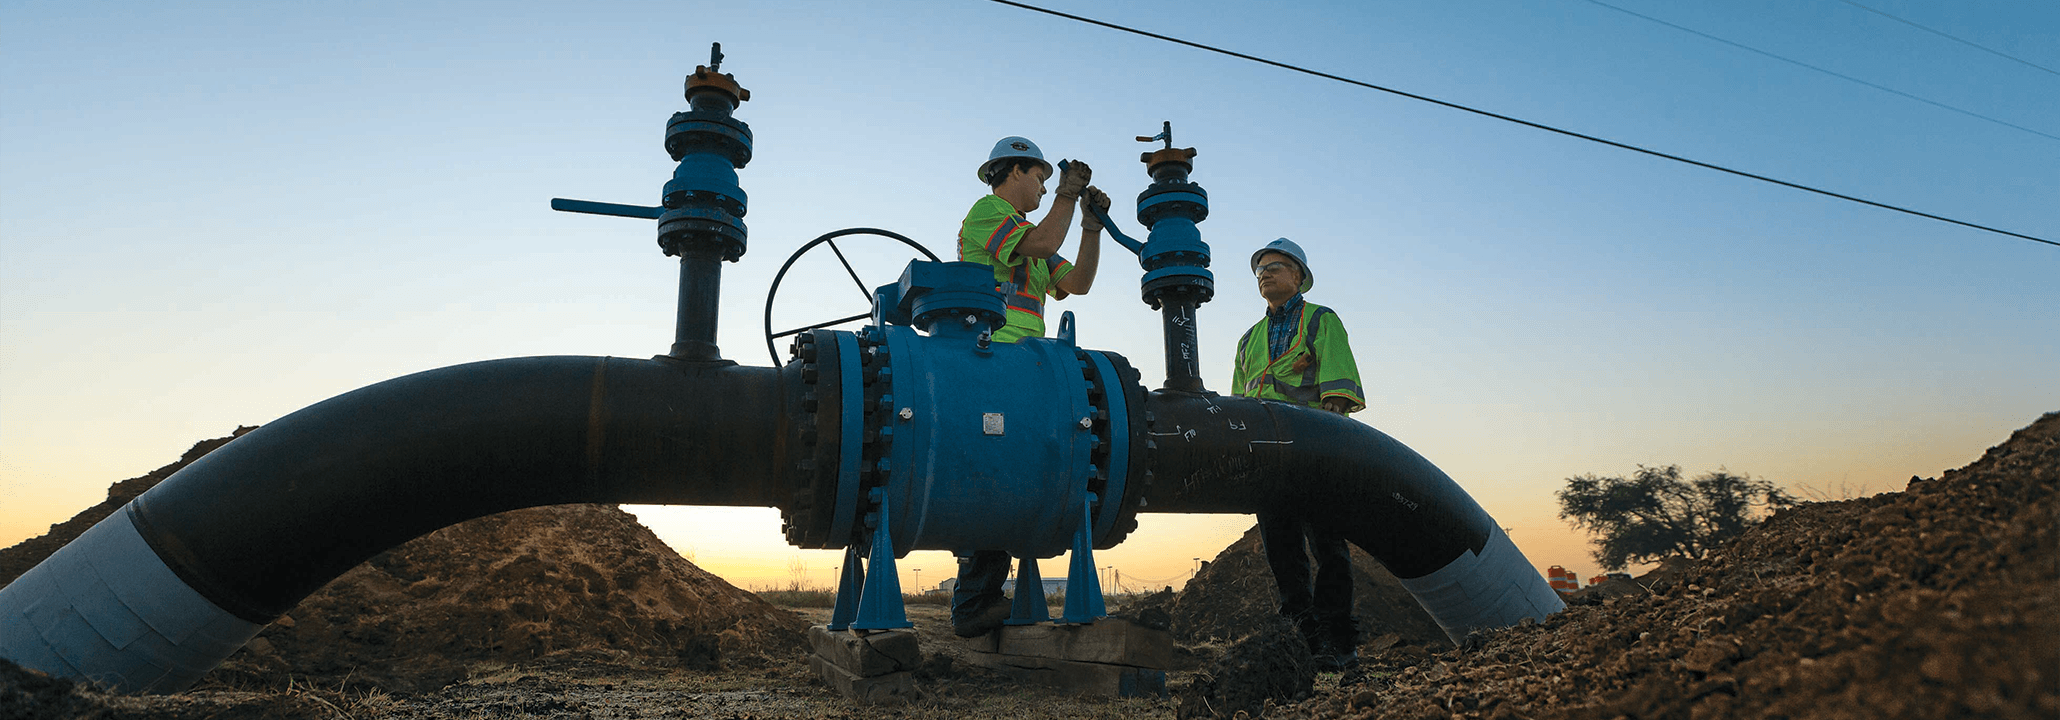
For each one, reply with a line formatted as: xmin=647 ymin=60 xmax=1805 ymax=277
xmin=1 ymin=355 xmax=791 ymax=692
xmin=1140 ymin=391 xmax=1564 ymax=641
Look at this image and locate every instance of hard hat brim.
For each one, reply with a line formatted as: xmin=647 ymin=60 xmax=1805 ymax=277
xmin=978 ymin=157 xmax=1053 ymax=184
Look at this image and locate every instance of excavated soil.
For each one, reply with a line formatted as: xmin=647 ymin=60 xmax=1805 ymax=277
xmin=203 ymin=502 xmax=809 ymax=693
xmin=1271 ymin=412 xmax=2060 ymax=720
xmin=7 ymin=412 xmax=2058 ymax=719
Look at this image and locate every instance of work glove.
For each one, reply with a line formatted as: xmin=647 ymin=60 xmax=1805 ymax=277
xmin=1322 ymin=397 xmax=1354 ymax=415
xmin=1055 ymin=159 xmax=1092 ymax=200
xmin=1079 ymin=186 xmax=1111 ymax=231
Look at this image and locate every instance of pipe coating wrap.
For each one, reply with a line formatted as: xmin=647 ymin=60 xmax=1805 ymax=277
xmin=0 ymin=510 xmax=262 ymax=693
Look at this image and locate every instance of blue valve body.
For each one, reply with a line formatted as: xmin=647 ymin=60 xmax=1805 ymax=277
xmin=804 ymin=261 xmax=1141 ymax=559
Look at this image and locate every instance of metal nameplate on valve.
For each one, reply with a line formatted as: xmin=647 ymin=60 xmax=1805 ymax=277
xmin=983 ymin=413 xmax=1005 ymax=436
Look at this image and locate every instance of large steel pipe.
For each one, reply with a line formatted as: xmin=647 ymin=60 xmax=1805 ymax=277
xmin=1 ymin=355 xmax=790 ymax=692
xmin=1141 ymin=390 xmax=1565 ymax=641
xmin=3 ymin=350 xmax=1557 ymax=692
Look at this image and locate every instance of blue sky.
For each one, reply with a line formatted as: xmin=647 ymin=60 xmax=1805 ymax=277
xmin=4 ymin=0 xmax=2054 ymax=589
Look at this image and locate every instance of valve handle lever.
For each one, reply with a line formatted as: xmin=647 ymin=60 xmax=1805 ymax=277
xmin=1136 ymin=121 xmax=1172 ymax=149
xmin=550 ymin=198 xmax=664 ymax=220
xmin=1056 ymin=160 xmax=1144 ymax=256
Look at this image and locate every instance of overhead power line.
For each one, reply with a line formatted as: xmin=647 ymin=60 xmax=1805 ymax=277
xmin=1580 ymin=0 xmax=2059 ymax=143
xmin=1835 ymin=0 xmax=2060 ymax=77
xmin=986 ymin=0 xmax=2056 ymax=249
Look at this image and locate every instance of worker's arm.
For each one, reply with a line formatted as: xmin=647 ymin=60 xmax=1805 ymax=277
xmin=1312 ymin=311 xmax=1367 ymax=414
xmin=1015 ymin=198 xmax=1076 ymax=258
xmin=1015 ymin=160 xmax=1091 ymax=258
xmin=1055 ymin=186 xmax=1107 ymax=296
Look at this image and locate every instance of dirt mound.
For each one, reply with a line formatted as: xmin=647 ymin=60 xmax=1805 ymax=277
xmin=209 ymin=503 xmax=810 ymax=692
xmin=1177 ymin=615 xmax=1317 ymax=719
xmin=1167 ymin=526 xmax=1450 ymax=652
xmin=2 ymin=429 xmax=809 ymax=694
xmin=1281 ymin=412 xmax=2060 ymax=720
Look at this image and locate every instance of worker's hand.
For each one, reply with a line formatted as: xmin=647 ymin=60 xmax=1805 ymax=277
xmin=1079 ymin=186 xmax=1111 ymax=230
xmin=1322 ymin=397 xmax=1354 ymax=415
xmin=1055 ymin=159 xmax=1092 ymax=200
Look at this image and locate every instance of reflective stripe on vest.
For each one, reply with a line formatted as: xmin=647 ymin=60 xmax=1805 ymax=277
xmin=998 ymin=265 xmax=1044 ymax=318
xmin=1239 ymin=305 xmax=1335 ymax=404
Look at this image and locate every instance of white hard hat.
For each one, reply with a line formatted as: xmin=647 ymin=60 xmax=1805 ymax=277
xmin=978 ymin=136 xmax=1051 ymax=184
xmin=1250 ymin=238 xmax=1313 ymax=293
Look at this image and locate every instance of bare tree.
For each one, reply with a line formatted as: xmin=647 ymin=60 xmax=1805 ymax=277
xmin=786 ymin=556 xmax=809 ymax=592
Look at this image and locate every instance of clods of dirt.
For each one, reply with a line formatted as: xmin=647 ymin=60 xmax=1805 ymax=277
xmin=207 ymin=502 xmax=809 ymax=694
xmin=1177 ymin=615 xmax=1317 ymax=719
xmin=1278 ymin=412 xmax=2060 ymax=720
xmin=0 ymin=657 xmax=339 ymax=720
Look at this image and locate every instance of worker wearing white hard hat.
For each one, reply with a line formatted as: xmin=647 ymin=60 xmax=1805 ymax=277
xmin=956 ymin=136 xmax=1112 ymax=343
xmin=1232 ymin=237 xmax=1367 ymax=669
xmin=949 ymin=136 xmax=1112 ymax=638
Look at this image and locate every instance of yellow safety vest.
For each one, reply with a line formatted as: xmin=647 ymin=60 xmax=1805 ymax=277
xmin=1232 ymin=302 xmax=1366 ymax=412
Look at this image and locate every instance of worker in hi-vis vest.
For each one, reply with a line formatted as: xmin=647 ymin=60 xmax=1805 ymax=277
xmin=1232 ymin=237 xmax=1367 ymax=669
xmin=948 ymin=136 xmax=1112 ymax=638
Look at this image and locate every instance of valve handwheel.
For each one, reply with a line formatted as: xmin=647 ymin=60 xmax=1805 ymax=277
xmin=763 ymin=228 xmax=940 ymax=366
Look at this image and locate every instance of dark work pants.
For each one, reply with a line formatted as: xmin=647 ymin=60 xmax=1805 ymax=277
xmin=1257 ymin=511 xmax=1355 ymax=643
xmin=951 ymin=550 xmax=1011 ymax=624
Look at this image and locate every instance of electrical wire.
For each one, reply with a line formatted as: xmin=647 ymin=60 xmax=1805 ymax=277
xmin=1834 ymin=0 xmax=2060 ymax=77
xmin=1580 ymin=0 xmax=2059 ymax=143
xmin=985 ymin=0 xmax=2057 ymax=249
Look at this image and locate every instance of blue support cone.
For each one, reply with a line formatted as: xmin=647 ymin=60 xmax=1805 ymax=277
xmin=1061 ymin=492 xmax=1107 ymax=623
xmin=828 ymin=545 xmax=865 ymax=631
xmin=853 ymin=489 xmax=912 ymax=630
xmin=1006 ymin=555 xmax=1051 ymax=625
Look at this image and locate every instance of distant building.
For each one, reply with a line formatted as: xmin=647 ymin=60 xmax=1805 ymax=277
xmin=937 ymin=577 xmax=1075 ymax=596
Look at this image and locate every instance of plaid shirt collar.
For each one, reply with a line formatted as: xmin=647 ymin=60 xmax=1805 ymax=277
xmin=1266 ymin=293 xmax=1306 ymax=361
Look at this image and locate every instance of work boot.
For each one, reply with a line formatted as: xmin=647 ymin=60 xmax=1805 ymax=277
xmin=1287 ymin=612 xmax=1324 ymax=654
xmin=1329 ymin=640 xmax=1360 ymax=670
xmin=1327 ymin=619 xmax=1361 ymax=669
xmin=952 ymin=597 xmax=1011 ymax=638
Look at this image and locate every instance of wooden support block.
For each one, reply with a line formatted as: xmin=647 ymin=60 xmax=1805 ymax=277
xmin=810 ymin=654 xmax=915 ymax=705
xmin=993 ymin=618 xmax=1174 ymax=669
xmin=959 ymin=651 xmax=1168 ymax=698
xmin=807 ymin=625 xmax=921 ymax=677
xmin=964 ymin=629 xmax=1001 ymax=653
